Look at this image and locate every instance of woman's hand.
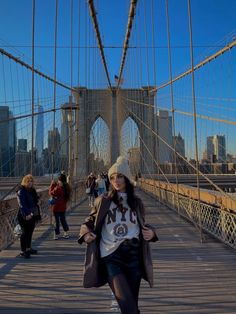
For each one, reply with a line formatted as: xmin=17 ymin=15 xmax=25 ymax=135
xmin=84 ymin=232 xmax=97 ymax=243
xmin=142 ymin=226 xmax=154 ymax=241
xmin=26 ymin=213 xmax=33 ymax=221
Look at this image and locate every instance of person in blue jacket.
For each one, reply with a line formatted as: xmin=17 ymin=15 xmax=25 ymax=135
xmin=16 ymin=174 xmax=40 ymax=258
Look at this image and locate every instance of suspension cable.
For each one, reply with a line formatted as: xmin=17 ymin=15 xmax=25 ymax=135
xmin=31 ymin=0 xmax=36 ymax=174
xmin=149 ymin=39 xmax=236 ymax=93
xmin=125 ymin=103 xmax=236 ymax=207
xmin=116 ymin=0 xmax=138 ymax=90
xmin=87 ymin=0 xmax=112 ymax=90
xmin=187 ymin=0 xmax=202 ymax=241
xmin=123 ymin=97 xmax=236 ymax=126
xmin=52 ymin=0 xmax=58 ymax=179
xmin=0 ymin=47 xmax=78 ymax=93
xmin=165 ymin=0 xmax=180 ymax=215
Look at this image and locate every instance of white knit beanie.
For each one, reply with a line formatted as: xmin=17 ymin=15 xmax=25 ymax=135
xmin=108 ymin=156 xmax=132 ymax=182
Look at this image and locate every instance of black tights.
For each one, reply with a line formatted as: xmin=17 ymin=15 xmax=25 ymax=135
xmin=108 ymin=273 xmax=141 ymax=314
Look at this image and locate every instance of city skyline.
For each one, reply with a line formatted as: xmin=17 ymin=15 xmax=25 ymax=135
xmin=0 ymin=1 xmax=235 ymax=175
xmin=0 ymin=99 xmax=235 ymax=177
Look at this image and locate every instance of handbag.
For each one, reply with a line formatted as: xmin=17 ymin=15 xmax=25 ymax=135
xmin=14 ymin=224 xmax=22 ymax=237
xmin=86 ymin=187 xmax=91 ymax=194
xmin=48 ymin=197 xmax=58 ymax=205
xmin=48 ymin=194 xmax=64 ymax=205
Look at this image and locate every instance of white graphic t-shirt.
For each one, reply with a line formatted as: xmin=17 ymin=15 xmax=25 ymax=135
xmin=100 ymin=192 xmax=140 ymax=258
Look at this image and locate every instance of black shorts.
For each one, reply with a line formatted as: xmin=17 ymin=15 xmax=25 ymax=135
xmin=102 ymin=238 xmax=142 ymax=279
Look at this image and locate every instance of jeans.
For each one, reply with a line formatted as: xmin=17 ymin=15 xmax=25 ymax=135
xmin=102 ymin=239 xmax=142 ymax=314
xmin=54 ymin=212 xmax=69 ymax=235
xmin=98 ymin=188 xmax=105 ymax=195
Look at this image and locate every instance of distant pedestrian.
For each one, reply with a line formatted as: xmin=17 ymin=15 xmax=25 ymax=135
xmin=95 ymin=174 xmax=106 ymax=196
xmin=103 ymin=172 xmax=110 ymax=191
xmin=86 ymin=172 xmax=97 ymax=207
xmin=78 ymin=156 xmax=158 ymax=314
xmin=16 ymin=174 xmax=40 ymax=258
xmin=49 ymin=173 xmax=71 ymax=240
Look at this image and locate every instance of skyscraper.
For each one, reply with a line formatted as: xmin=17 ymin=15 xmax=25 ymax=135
xmin=35 ymin=104 xmax=44 ymax=159
xmin=156 ymin=110 xmax=173 ymax=163
xmin=48 ymin=127 xmax=60 ymax=173
xmin=213 ymin=135 xmax=226 ymax=162
xmin=61 ymin=108 xmax=69 ymax=157
xmin=207 ymin=136 xmax=214 ymax=161
xmin=206 ymin=135 xmax=226 ymax=162
xmin=0 ymin=106 xmax=16 ymax=176
xmin=18 ymin=139 xmax=27 ymax=152
xmin=173 ymin=133 xmax=185 ymax=163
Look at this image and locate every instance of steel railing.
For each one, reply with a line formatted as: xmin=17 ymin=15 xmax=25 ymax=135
xmin=139 ymin=178 xmax=236 ymax=249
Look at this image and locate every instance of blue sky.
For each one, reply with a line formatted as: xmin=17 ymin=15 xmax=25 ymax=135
xmin=0 ymin=0 xmax=236 ymax=157
xmin=1 ymin=0 xmax=234 ymax=85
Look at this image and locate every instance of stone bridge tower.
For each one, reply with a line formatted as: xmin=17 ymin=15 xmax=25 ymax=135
xmin=73 ymin=87 xmax=157 ymax=177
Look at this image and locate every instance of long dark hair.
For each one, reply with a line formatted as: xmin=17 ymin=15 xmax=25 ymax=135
xmin=109 ymin=176 xmax=136 ymax=210
xmin=58 ymin=173 xmax=71 ymax=201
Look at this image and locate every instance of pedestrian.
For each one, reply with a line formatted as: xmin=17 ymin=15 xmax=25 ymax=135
xmin=103 ymin=172 xmax=110 ymax=191
xmin=95 ymin=174 xmax=106 ymax=196
xmin=16 ymin=174 xmax=41 ymax=258
xmin=49 ymin=173 xmax=71 ymax=240
xmin=78 ymin=156 xmax=158 ymax=314
xmin=85 ymin=172 xmax=97 ymax=207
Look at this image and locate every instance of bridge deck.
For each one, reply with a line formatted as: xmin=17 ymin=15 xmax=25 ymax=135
xmin=0 ymin=190 xmax=236 ymax=314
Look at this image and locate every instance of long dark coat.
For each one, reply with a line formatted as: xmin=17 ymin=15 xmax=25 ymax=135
xmin=78 ymin=193 xmax=158 ymax=288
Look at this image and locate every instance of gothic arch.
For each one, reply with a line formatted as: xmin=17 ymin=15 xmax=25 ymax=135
xmin=89 ymin=116 xmax=110 ymax=168
xmin=120 ymin=116 xmax=140 ymax=155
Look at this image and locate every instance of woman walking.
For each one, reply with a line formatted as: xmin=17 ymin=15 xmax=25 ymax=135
xmin=17 ymin=174 xmax=40 ymax=258
xmin=49 ymin=173 xmax=71 ymax=240
xmin=95 ymin=174 xmax=106 ymax=196
xmin=78 ymin=156 xmax=158 ymax=314
xmin=85 ymin=172 xmax=97 ymax=207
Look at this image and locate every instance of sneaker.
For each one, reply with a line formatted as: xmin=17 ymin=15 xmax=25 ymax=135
xmin=63 ymin=232 xmax=69 ymax=239
xmin=29 ymin=248 xmax=38 ymax=255
xmin=54 ymin=233 xmax=59 ymax=240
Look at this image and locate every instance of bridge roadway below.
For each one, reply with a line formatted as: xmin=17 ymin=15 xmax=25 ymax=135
xmin=0 ymin=190 xmax=236 ymax=314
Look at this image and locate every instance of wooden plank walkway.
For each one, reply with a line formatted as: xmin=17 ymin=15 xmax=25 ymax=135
xmin=0 ymin=190 xmax=236 ymax=314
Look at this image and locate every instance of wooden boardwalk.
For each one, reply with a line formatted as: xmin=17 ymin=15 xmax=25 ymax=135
xmin=0 ymin=190 xmax=236 ymax=314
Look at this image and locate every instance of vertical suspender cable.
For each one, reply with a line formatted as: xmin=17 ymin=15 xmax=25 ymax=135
xmin=165 ymin=0 xmax=180 ymax=215
xmin=151 ymin=0 xmax=161 ymax=202
xmin=187 ymin=0 xmax=203 ymax=242
xmin=74 ymin=0 xmax=81 ymax=179
xmin=70 ymin=0 xmax=73 ymax=95
xmin=31 ymin=0 xmax=35 ymax=175
xmin=69 ymin=0 xmax=74 ymax=183
xmin=52 ymin=0 xmax=58 ymax=179
xmin=143 ymin=0 xmax=153 ymax=174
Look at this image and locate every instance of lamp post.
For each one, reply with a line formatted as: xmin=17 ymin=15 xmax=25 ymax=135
xmin=61 ymin=96 xmax=78 ymax=185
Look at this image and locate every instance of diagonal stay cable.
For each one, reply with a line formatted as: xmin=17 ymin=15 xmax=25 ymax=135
xmin=124 ymin=102 xmax=236 ymax=207
xmin=0 ymin=48 xmax=78 ymax=93
xmin=123 ymin=96 xmax=236 ymax=126
xmin=149 ymin=39 xmax=236 ymax=93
